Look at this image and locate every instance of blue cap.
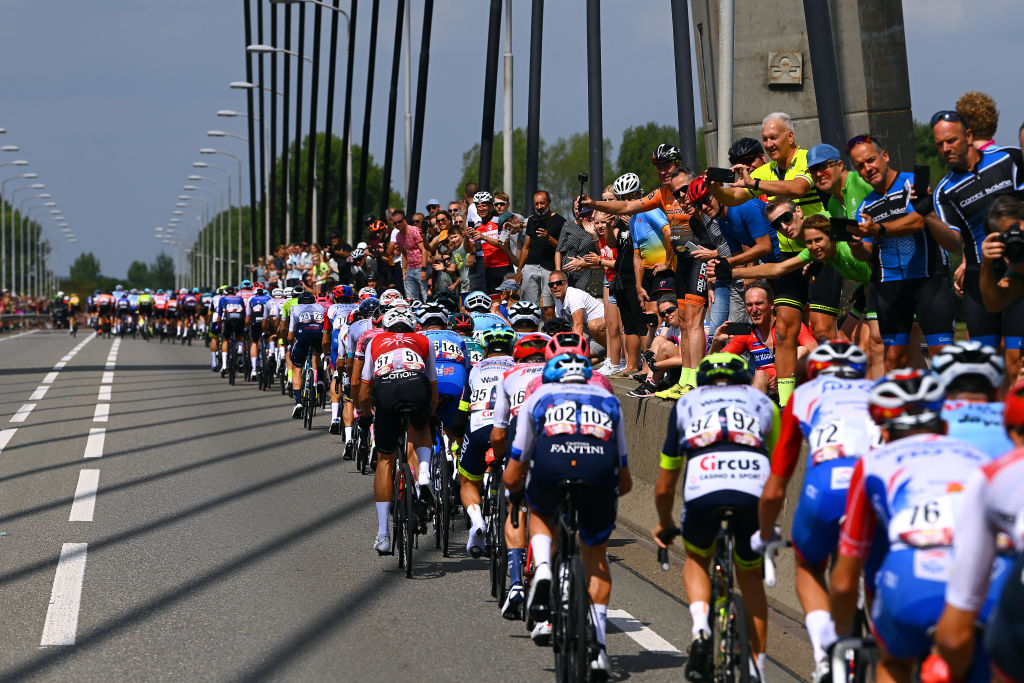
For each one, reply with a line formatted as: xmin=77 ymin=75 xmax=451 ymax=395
xmin=426 ymin=198 xmax=441 ymax=208
xmin=806 ymin=143 xmax=842 ymax=169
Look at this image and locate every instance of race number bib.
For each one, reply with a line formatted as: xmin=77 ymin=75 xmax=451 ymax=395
xmin=683 ymin=407 xmax=763 ymax=450
xmin=509 ymin=388 xmax=528 ymax=416
xmin=888 ymin=493 xmax=960 ymax=548
xmin=809 ymin=421 xmax=846 ymax=465
xmin=578 ymin=404 xmax=613 ymax=441
xmin=468 ymin=347 xmax=484 ymax=365
xmin=543 ymin=402 xmax=577 ymax=437
xmin=437 ymin=339 xmax=465 ymax=363
xmin=373 ymin=348 xmax=425 ymax=377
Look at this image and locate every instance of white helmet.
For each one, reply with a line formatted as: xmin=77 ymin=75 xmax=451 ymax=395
xmin=381 ymin=307 xmax=417 ymax=332
xmin=464 ymin=290 xmax=492 ymax=313
xmin=473 ymin=191 xmax=494 ymax=205
xmin=613 ymin=172 xmax=642 ymax=198
xmin=931 ymin=340 xmax=1005 ymax=393
xmin=271 ymin=287 xmax=285 ymax=298
xmin=380 ymin=288 xmax=403 ymax=306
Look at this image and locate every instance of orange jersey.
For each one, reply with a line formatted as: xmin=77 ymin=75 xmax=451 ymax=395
xmin=636 ymin=186 xmax=694 ymax=228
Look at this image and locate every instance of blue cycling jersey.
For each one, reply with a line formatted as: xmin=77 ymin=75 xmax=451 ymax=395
xmin=943 ymin=400 xmax=1014 ymax=457
xmin=217 ymin=295 xmax=246 ymax=321
xmin=247 ymin=294 xmax=272 ymax=321
xmin=717 ymin=199 xmax=781 ymax=262
xmin=422 ymin=329 xmax=472 ymax=370
xmin=859 ymin=172 xmax=945 ymax=282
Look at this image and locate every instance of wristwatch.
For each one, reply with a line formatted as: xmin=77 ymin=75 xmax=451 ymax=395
xmin=752 ymin=178 xmax=761 ymax=191
xmin=877 ymin=225 xmax=888 ymax=238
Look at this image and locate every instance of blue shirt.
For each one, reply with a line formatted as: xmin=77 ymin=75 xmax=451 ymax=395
xmin=217 ymin=295 xmax=246 ymax=321
xmin=423 ymin=329 xmax=472 ymax=371
xmin=859 ymin=172 xmax=944 ymax=282
xmin=246 ymin=294 xmax=272 ymax=321
xmin=943 ymin=400 xmax=1014 ymax=458
xmin=717 ymin=199 xmax=781 ymax=262
xmin=629 ymin=209 xmax=671 ymax=268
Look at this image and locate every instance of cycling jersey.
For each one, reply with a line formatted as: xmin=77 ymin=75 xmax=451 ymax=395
xmin=116 ymin=296 xmax=131 ymax=313
xmin=96 ymin=293 xmax=115 ymax=311
xmin=166 ymin=298 xmax=179 ymax=316
xmin=493 ymin=363 xmax=545 ymax=430
xmin=362 ymin=332 xmax=439 ymax=454
xmin=859 ymin=172 xmax=945 ymax=282
xmin=464 ymin=338 xmax=484 ymax=365
xmin=280 ymin=297 xmax=299 ymax=322
xmin=943 ymin=399 xmax=1014 ymax=457
xmin=288 ymin=303 xmax=326 ymax=335
xmin=511 ymin=381 xmax=627 ymax=546
xmin=153 ymin=295 xmax=167 ymax=310
xmin=180 ymin=294 xmax=198 ymax=312
xmin=716 ymin=199 xmax=781 ymax=263
xmin=217 ymin=295 xmax=246 ymax=322
xmin=825 ymin=169 xmax=874 ymax=221
xmin=345 ymin=318 xmax=374 ymax=359
xmin=635 ymin=186 xmax=693 ymax=229
xmin=354 ymin=327 xmax=385 ymax=361
xmin=137 ymin=294 xmax=154 ymax=311
xmin=749 ymin=147 xmax=824 ymax=250
xmin=525 ymin=370 xmax=613 ymax=398
xmin=457 ymin=355 xmax=515 ymax=481
xmin=934 ymin=146 xmax=1024 ymax=267
xmin=239 ymin=288 xmax=255 ymax=304
xmin=796 ymin=240 xmax=871 ymax=284
xmin=246 ymin=294 xmax=272 ymax=322
xmin=361 ymin=332 xmax=437 ymax=383
xmin=423 ymin=329 xmax=472 ymax=425
xmin=721 ymin=323 xmax=816 ymax=379
xmin=265 ymin=297 xmax=285 ymax=319
xmin=628 ymin=209 xmax=672 ymax=269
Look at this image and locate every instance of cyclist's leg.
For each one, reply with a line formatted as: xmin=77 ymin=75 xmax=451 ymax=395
xmin=370 ymin=379 xmax=403 ymax=550
xmin=458 ymin=426 xmax=490 ymax=551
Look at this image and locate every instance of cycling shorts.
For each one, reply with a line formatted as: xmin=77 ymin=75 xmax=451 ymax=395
xmin=221 ymin=319 xmax=245 ymax=342
xmin=138 ymin=304 xmax=153 ymax=316
xmin=672 ymin=255 xmax=708 ymax=306
xmin=875 ymin=274 xmax=955 ymax=348
xmin=166 ymin=308 xmax=179 ymax=319
xmin=526 ymin=457 xmax=619 ymax=547
xmin=791 ymin=459 xmax=857 ymax=567
xmin=249 ymin=322 xmax=265 ymax=342
xmin=290 ymin=330 xmax=323 ymax=368
xmin=807 ymin=263 xmax=844 ymax=316
xmin=371 ymin=372 xmax=431 ymax=453
xmin=986 ymin=551 xmax=1024 ymax=683
xmin=872 ymin=547 xmax=1010 ymax=676
xmin=963 ymin=268 xmax=1024 ymax=350
xmin=458 ymin=424 xmax=492 ymax=482
xmin=182 ymin=303 xmax=198 ymax=316
xmin=681 ymin=489 xmax=761 ymax=569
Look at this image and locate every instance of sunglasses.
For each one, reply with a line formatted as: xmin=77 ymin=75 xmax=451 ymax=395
xmin=845 ymin=134 xmax=873 ymax=152
xmin=770 ymin=211 xmax=794 ymax=231
xmin=808 ymin=159 xmax=841 ymax=173
xmin=548 ymin=280 xmax=567 ymax=289
xmin=494 ymin=201 xmax=508 ymax=206
xmin=930 ymin=110 xmax=964 ymax=127
xmin=659 ymin=305 xmax=677 ymax=318
xmin=672 ymin=184 xmax=689 ymax=200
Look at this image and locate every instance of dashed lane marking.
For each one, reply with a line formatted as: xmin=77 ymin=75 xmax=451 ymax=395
xmin=69 ymin=470 xmax=99 ymax=522
xmin=39 ymin=543 xmax=88 ymax=646
xmin=97 ymin=386 xmax=111 ymax=401
xmin=83 ymin=428 xmax=105 ymax=459
xmin=607 ymin=609 xmax=682 ymax=654
xmin=0 ymin=428 xmax=16 ymax=455
xmin=93 ymin=404 xmax=109 ymax=423
xmin=10 ymin=403 xmax=36 ymax=423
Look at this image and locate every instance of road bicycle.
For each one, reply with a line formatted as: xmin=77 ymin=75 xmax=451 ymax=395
xmin=301 ymin=353 xmax=318 ymax=429
xmin=659 ymin=507 xmax=759 ymax=683
xmin=226 ymin=333 xmax=239 ymax=386
xmin=389 ymin=405 xmax=420 ymax=578
xmin=430 ymin=420 xmax=455 ymax=557
xmin=354 ymin=418 xmax=374 ymax=475
xmin=483 ymin=448 xmax=509 ymax=603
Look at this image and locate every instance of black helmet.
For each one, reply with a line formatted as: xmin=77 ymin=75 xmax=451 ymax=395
xmin=651 ymin=143 xmax=682 ymax=165
xmin=728 ymin=137 xmax=764 ymax=164
xmin=297 ymin=291 xmax=315 ymax=305
xmin=362 ymin=213 xmax=376 ymax=226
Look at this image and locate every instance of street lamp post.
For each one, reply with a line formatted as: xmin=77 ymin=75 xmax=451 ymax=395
xmin=192 ymin=163 xmax=239 ymax=281
xmin=9 ymin=182 xmax=44 ymax=295
xmin=1 ymin=167 xmax=33 ymax=291
xmin=18 ymin=191 xmax=48 ymax=296
xmin=200 ymin=148 xmax=245 ymax=281
xmin=187 ymin=179 xmax=226 ymax=282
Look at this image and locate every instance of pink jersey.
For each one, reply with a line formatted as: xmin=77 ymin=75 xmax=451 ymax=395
xmin=355 ymin=327 xmax=385 ymax=360
xmin=493 ymin=363 xmax=544 ymax=429
xmin=524 ymin=371 xmax=613 ymax=399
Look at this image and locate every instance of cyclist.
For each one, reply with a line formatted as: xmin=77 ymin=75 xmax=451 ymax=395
xmin=505 ymin=352 xmax=632 ymax=679
xmin=830 ymin=369 xmax=1003 ymax=683
xmin=265 ymin=287 xmax=287 ymax=371
xmin=358 ymin=286 xmax=378 ymax=302
xmin=490 ymin=333 xmax=549 ymax=621
xmin=279 ymin=286 xmax=304 ymax=387
xmin=450 ymin=312 xmax=483 ymax=365
xmin=115 ymin=291 xmax=132 ymax=336
xmin=456 ymin=327 xmax=516 ymax=558
xmin=180 ymin=288 xmax=199 ymax=341
xmin=165 ymin=289 xmax=179 ymax=341
xmin=347 ymin=298 xmax=384 ymax=462
xmin=653 ymin=353 xmax=778 ymax=682
xmin=359 ymin=307 xmax=439 ymax=555
xmin=95 ymin=290 xmax=115 ymax=336
xmin=507 ymin=300 xmax=542 ymax=337
xmin=754 ymin=340 xmax=876 ymax=678
xmin=287 ymin=291 xmax=327 ymax=419
xmin=214 ymin=286 xmax=246 ymax=378
xmin=245 ymin=286 xmax=272 ymax=381
xmin=208 ymin=287 xmax=225 ymax=371
xmin=325 ymin=285 xmax=360 ymax=435
xmin=932 ymin=340 xmax=1012 ymax=455
xmin=464 ymin=290 xmax=509 ymax=336
xmin=419 ymin=302 xmax=472 ymax=442
xmin=524 ymin=332 xmax=615 ymax=396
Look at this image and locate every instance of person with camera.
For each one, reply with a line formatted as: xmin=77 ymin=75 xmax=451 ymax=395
xmin=980 ymin=197 xmax=1024 ymax=322
xmin=516 ymin=190 xmax=566 ymax=320
xmin=390 ymin=209 xmax=429 ymax=302
xmin=925 ymin=110 xmax=1024 ymax=380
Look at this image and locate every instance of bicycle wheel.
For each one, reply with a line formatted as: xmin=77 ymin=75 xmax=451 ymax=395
xmin=496 ymin=486 xmax=509 ymax=602
xmin=725 ymin=593 xmax=753 ymax=683
xmin=392 ymin=467 xmax=405 ymax=568
xmin=228 ymin=347 xmax=236 ymax=385
xmin=553 ymin=551 xmax=589 ymax=683
xmin=403 ymin=463 xmax=415 ymax=579
xmin=438 ymin=456 xmax=451 ymax=557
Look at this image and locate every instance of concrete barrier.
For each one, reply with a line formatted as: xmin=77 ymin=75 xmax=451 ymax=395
xmin=609 ymin=376 xmax=806 ymax=620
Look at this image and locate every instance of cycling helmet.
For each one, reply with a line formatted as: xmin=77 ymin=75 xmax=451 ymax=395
xmin=407 ymin=298 xmax=423 ymax=311
xmin=369 ymin=219 xmax=387 ymax=232
xmin=450 ymin=313 xmax=474 ymax=335
xmin=289 ymin=286 xmax=304 ymax=298
xmin=514 ymin=333 xmax=550 ymax=362
xmin=696 ymin=353 xmax=753 ymax=387
xmin=541 ymin=317 xmax=572 ymax=336
xmin=254 ymin=287 xmax=267 ymax=296
xmin=417 ymin=302 xmax=449 ymax=328
xmin=464 ymin=290 xmax=492 ymax=313
xmin=868 ymin=369 xmax=945 ymax=431
xmin=1004 ymin=377 xmax=1024 ymax=431
xmin=358 ymin=286 xmax=378 ymax=301
xmin=240 ymin=279 xmax=252 ymax=289
xmin=363 ymin=213 xmax=377 ymax=226
xmin=612 ymin=172 xmax=642 ymax=198
xmin=431 ymin=291 xmax=460 ymax=315
xmin=481 ymin=328 xmax=516 ymax=355
xmin=191 ymin=287 xmax=199 ymax=294
xmin=357 ymin=297 xmax=380 ymax=319
xmin=473 ymin=191 xmax=494 ymax=205
xmin=115 ymin=284 xmax=124 ymax=292
xmin=381 ymin=307 xmax=417 ymax=333
xmin=508 ymin=301 xmax=542 ymax=329
xmin=728 ymin=137 xmax=764 ymax=164
xmin=542 ymin=353 xmax=592 ymax=384
xmin=351 ymin=248 xmax=365 ymax=260
xmin=544 ymin=331 xmax=589 ymax=360
xmin=271 ymin=288 xmax=285 ymax=298
xmin=379 ymin=288 xmax=403 ymax=306
xmin=332 ymin=284 xmax=354 ymax=301
xmin=156 ymin=289 xmax=165 ymax=295
xmin=806 ymin=339 xmax=869 ymax=380
xmin=179 ymin=288 xmax=188 ymax=295
xmin=930 ymin=340 xmax=1005 ymax=394
xmin=297 ymin=291 xmax=315 ymax=305
xmin=224 ymin=285 xmax=237 ymax=295
xmin=651 ymin=143 xmax=682 ymax=166
xmin=686 ymin=174 xmax=711 ymax=205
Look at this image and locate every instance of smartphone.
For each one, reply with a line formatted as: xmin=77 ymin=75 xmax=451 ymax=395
xmin=683 ymin=240 xmax=701 ymax=252
xmin=707 ymin=167 xmax=736 ymax=183
xmin=830 ymin=227 xmax=851 ymax=242
xmin=829 ymin=216 xmax=859 ymax=237
xmin=914 ymin=164 xmax=930 ymax=197
xmin=724 ymin=322 xmax=752 ymax=336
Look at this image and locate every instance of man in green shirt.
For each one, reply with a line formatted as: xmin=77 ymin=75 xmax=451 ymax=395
xmin=806 ymin=143 xmax=874 ymax=220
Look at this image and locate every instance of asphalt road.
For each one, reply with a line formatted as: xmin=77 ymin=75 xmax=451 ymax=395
xmin=0 ymin=330 xmax=812 ymax=681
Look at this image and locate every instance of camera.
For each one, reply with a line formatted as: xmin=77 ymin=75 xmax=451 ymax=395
xmin=998 ymin=223 xmax=1024 ymax=266
xmin=577 ymin=172 xmax=589 ymax=185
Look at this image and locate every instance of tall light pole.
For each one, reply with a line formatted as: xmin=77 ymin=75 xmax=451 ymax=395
xmin=187 ymin=179 xmax=226 ymax=281
xmin=10 ymin=182 xmax=44 ymax=295
xmin=200 ymin=147 xmax=245 ymax=278
xmin=192 ymin=164 xmax=238 ymax=281
xmin=1 ymin=164 xmax=32 ymax=292
xmin=18 ymin=190 xmax=47 ymax=296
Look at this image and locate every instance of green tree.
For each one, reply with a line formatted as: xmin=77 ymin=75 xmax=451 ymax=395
xmin=913 ymin=120 xmax=946 ymax=189
xmin=455 ymin=128 xmax=532 ymax=207
xmin=70 ymin=252 xmax=101 ymax=282
xmin=126 ymin=260 xmax=150 ymax=290
xmin=540 ymin=132 xmax=613 ymax=212
xmin=616 ymin=122 xmax=681 ymax=194
xmin=149 ymin=252 xmax=175 ymax=290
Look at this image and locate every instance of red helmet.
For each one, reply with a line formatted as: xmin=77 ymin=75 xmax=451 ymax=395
xmin=514 ymin=333 xmax=550 ymax=362
xmin=1004 ymin=377 xmax=1024 ymax=431
xmin=450 ymin=313 xmax=474 ymax=335
xmin=544 ymin=331 xmax=589 ymax=361
xmin=686 ymin=174 xmax=711 ymax=206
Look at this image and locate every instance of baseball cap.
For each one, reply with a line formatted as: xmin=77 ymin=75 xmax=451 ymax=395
xmin=806 ymin=143 xmax=842 ymax=169
xmin=651 ymin=275 xmax=675 ymax=295
xmin=497 ymin=279 xmax=519 ymax=293
xmin=426 ymin=198 xmax=441 ymax=208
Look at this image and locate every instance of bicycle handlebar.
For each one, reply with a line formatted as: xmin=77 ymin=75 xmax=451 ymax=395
xmin=656 ymin=528 xmax=682 ymax=571
xmin=509 ymin=491 xmax=525 ymax=529
xmin=763 ymin=539 xmax=792 ymax=588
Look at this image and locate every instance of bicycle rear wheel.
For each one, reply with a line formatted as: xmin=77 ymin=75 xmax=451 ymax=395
xmin=496 ymin=487 xmax=509 ymax=602
xmin=403 ymin=463 xmax=415 ymax=579
xmin=553 ymin=551 xmax=589 ymax=683
xmin=725 ymin=593 xmax=753 ymax=683
xmin=228 ymin=347 xmax=236 ymax=385
xmin=438 ymin=456 xmax=452 ymax=557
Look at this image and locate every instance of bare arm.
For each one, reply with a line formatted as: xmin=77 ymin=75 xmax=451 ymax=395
xmin=727 ymin=234 xmax=772 ymax=267
xmin=924 ymin=212 xmax=963 ymax=253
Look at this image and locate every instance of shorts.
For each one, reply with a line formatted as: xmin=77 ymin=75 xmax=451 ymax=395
xmin=138 ymin=305 xmax=153 ymax=317
xmin=249 ymin=322 xmax=265 ymax=342
xmin=672 ymin=255 xmax=708 ymax=306
xmin=290 ymin=330 xmax=323 ymax=367
xmin=681 ymin=489 xmax=762 ymax=569
xmin=807 ymin=263 xmax=844 ymax=316
xmin=872 ymin=547 xmax=1010 ymax=676
xmin=435 ymin=362 xmax=467 ymax=427
xmin=875 ymin=274 xmax=955 ymax=348
xmin=525 ymin=448 xmax=619 ymax=546
xmin=458 ymin=425 xmax=492 ymax=482
xmin=182 ymin=304 xmax=198 ymax=317
xmin=370 ymin=372 xmax=432 ymax=453
xmin=521 ymin=264 xmax=554 ymax=308
xmin=166 ymin=309 xmax=179 ymax=319
xmin=986 ymin=551 xmax=1024 ymax=683
xmin=605 ymin=282 xmax=616 ymax=305
xmin=772 ymin=252 xmax=809 ymax=310
xmin=614 ymin=281 xmax=645 ymax=336
xmin=963 ymin=268 xmax=1024 ymax=350
xmin=791 ymin=459 xmax=857 ymax=567
xmin=221 ymin=319 xmax=245 ymax=342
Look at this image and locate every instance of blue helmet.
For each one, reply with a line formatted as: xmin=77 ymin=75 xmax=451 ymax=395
xmin=357 ymin=297 xmax=380 ymax=319
xmin=542 ymin=353 xmax=592 ymax=384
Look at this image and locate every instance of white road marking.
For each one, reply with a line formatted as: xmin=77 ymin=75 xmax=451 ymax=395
xmin=0 ymin=428 xmax=16 ymax=455
xmin=52 ymin=362 xmax=65 ymax=370
xmin=97 ymin=386 xmax=111 ymax=401
xmin=40 ymin=543 xmax=88 ymax=646
xmin=30 ymin=385 xmax=49 ymax=401
xmin=101 ymin=371 xmax=114 ymax=384
xmin=93 ymin=404 xmax=109 ymax=422
xmin=10 ymin=403 xmax=36 ymax=423
xmin=104 ymin=363 xmax=115 ymax=370
xmin=69 ymin=470 xmax=100 ymax=522
xmin=0 ymin=330 xmax=37 ymax=342
xmin=60 ymin=355 xmax=73 ymax=363
xmin=42 ymin=371 xmax=60 ymax=384
xmin=607 ymin=609 xmax=681 ymax=654
xmin=83 ymin=428 xmax=105 ymax=458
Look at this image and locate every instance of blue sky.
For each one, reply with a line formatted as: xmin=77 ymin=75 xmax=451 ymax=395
xmin=1 ymin=0 xmax=1020 ymax=279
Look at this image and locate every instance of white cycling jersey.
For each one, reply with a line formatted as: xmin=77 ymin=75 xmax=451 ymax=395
xmin=465 ymin=356 xmax=514 ymax=432
xmin=492 ymin=362 xmax=544 ymax=430
xmin=788 ymin=376 xmax=878 ymax=467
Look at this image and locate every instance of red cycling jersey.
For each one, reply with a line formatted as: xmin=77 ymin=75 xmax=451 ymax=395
xmin=361 ymin=332 xmax=438 ymax=383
